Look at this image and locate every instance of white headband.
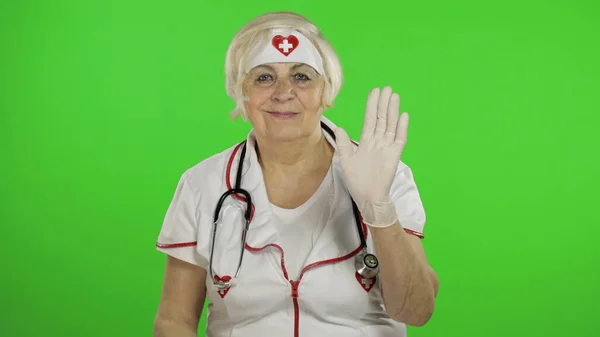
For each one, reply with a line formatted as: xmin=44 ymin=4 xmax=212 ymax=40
xmin=245 ymin=28 xmax=324 ymax=74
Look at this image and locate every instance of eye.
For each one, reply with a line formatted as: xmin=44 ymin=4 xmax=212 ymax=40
xmin=293 ymin=73 xmax=311 ymax=81
xmin=256 ymin=74 xmax=273 ymax=82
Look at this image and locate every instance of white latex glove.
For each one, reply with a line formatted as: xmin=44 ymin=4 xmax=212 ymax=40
xmin=335 ymin=87 xmax=409 ymax=228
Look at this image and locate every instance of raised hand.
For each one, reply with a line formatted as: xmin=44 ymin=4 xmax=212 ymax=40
xmin=334 ymin=86 xmax=409 ymax=228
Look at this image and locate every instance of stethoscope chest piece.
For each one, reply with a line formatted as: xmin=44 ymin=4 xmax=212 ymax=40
xmin=355 ymin=250 xmax=379 ymax=279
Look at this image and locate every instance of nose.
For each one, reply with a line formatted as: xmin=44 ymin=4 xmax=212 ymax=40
xmin=271 ymin=78 xmax=295 ymax=102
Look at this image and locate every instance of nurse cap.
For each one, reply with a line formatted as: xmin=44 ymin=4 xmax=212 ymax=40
xmin=244 ymin=27 xmax=324 ymax=74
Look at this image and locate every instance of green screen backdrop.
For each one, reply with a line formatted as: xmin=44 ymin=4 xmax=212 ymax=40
xmin=2 ymin=0 xmax=599 ymax=336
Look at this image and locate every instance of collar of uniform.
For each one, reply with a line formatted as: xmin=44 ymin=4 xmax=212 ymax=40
xmin=236 ymin=115 xmax=360 ymax=255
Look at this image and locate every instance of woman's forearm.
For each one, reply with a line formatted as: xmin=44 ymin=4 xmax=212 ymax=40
xmin=370 ymin=221 xmax=439 ymax=326
xmin=153 ymin=318 xmax=199 ymax=337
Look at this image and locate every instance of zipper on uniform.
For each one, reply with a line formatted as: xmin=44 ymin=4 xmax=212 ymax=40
xmin=290 ymin=280 xmax=300 ymax=337
xmin=290 ymin=280 xmax=299 ymax=298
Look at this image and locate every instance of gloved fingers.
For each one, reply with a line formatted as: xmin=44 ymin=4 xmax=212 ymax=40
xmin=395 ymin=112 xmax=409 ymax=146
xmin=375 ymin=86 xmax=393 ymax=136
xmin=385 ymin=93 xmax=401 ymax=144
xmin=361 ymin=88 xmax=380 ymax=143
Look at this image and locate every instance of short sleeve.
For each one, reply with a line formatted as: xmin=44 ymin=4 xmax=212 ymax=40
xmin=390 ymin=164 xmax=427 ymax=238
xmin=156 ymin=172 xmax=208 ymax=269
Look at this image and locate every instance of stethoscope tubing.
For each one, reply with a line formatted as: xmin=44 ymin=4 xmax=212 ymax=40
xmin=209 ymin=122 xmax=375 ymax=289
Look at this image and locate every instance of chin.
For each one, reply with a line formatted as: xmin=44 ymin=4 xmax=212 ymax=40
xmin=266 ymin=129 xmax=304 ymax=142
xmin=250 ymin=111 xmax=320 ymax=142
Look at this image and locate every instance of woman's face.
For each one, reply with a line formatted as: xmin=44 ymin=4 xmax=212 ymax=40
xmin=243 ymin=62 xmax=325 ymax=143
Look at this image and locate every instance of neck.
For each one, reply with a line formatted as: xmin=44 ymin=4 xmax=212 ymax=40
xmin=255 ymin=127 xmax=333 ymax=180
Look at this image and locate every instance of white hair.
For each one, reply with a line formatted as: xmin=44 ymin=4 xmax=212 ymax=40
xmin=224 ymin=11 xmax=343 ymax=121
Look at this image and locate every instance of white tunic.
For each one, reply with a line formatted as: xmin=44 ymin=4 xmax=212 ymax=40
xmin=156 ymin=116 xmax=427 ymax=337
xmin=271 ymin=164 xmax=333 ymax=280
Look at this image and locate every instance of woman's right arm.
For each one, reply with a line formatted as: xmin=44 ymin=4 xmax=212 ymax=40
xmin=154 ymin=255 xmax=207 ymax=337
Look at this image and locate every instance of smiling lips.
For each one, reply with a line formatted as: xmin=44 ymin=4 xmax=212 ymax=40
xmin=266 ymin=111 xmax=298 ymax=119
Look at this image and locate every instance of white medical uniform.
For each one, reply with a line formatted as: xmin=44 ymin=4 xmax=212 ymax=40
xmin=156 ymin=116 xmax=427 ymax=337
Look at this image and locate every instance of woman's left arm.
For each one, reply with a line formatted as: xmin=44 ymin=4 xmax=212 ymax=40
xmin=369 ymin=223 xmax=439 ymax=326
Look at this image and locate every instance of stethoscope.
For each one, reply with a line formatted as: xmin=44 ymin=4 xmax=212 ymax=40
xmin=209 ymin=122 xmax=379 ymax=290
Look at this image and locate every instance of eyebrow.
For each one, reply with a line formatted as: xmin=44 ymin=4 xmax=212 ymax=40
xmin=254 ymin=63 xmax=310 ymax=71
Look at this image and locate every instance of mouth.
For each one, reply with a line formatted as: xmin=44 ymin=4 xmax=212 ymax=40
xmin=266 ymin=111 xmax=298 ymax=115
xmin=265 ymin=110 xmax=298 ymax=120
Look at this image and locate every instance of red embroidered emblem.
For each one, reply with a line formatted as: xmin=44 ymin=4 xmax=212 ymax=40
xmin=355 ymin=272 xmax=376 ymax=293
xmin=271 ymin=35 xmax=299 ymax=56
xmin=214 ymin=274 xmax=232 ymax=298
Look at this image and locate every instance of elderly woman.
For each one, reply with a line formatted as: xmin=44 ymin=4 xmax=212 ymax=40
xmin=153 ymin=11 xmax=439 ymax=337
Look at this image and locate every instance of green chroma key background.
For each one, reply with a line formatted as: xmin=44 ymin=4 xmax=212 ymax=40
xmin=1 ymin=0 xmax=598 ymax=336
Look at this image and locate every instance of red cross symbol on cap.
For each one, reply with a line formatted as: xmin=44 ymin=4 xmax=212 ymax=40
xmin=272 ymin=35 xmax=299 ymax=56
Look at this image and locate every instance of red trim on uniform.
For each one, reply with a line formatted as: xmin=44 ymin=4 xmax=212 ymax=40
xmin=299 ymin=245 xmax=362 ymax=280
xmin=244 ymin=240 xmax=319 ymax=337
xmin=241 ymin=241 xmax=301 ymax=336
xmin=244 ymin=240 xmax=366 ymax=337
xmin=245 ymin=243 xmax=290 ymax=281
xmin=156 ymin=241 xmax=197 ymax=248
xmin=404 ymin=228 xmax=425 ymax=238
